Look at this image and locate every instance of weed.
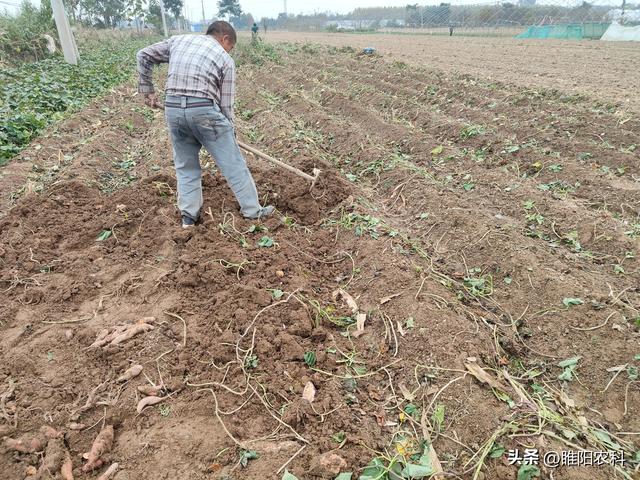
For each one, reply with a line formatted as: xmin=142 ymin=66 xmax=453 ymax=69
xmin=324 ymin=211 xmax=384 ymax=239
xmin=624 ymin=224 xmax=640 ymax=239
xmin=460 ymin=124 xmax=486 ymax=139
xmin=244 ymin=354 xmax=258 ymax=369
xmin=158 ymin=404 xmax=172 ymax=417
xmin=463 ymin=268 xmax=493 ymax=298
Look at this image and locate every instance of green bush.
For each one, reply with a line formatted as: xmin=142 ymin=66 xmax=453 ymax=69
xmin=0 ymin=1 xmax=56 ymax=65
xmin=0 ymin=38 xmax=157 ymax=165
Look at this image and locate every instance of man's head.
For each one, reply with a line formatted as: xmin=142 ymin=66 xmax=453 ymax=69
xmin=206 ymin=21 xmax=236 ymax=53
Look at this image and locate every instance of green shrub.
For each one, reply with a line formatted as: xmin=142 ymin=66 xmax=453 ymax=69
xmin=0 ymin=1 xmax=56 ymax=65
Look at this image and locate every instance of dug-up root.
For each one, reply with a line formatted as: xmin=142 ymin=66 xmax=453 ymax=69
xmin=90 ymin=317 xmax=155 ymax=348
xmin=3 ymin=426 xmax=61 ymax=453
xmin=82 ymin=424 xmax=114 ymax=472
xmin=4 ymin=426 xmax=73 ymax=480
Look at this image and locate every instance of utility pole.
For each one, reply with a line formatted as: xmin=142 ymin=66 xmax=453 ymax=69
xmin=201 ymin=0 xmax=206 ymax=28
xmin=284 ymin=0 xmax=287 ymax=15
xmin=159 ymin=0 xmax=169 ymax=37
xmin=50 ymin=0 xmax=79 ymax=65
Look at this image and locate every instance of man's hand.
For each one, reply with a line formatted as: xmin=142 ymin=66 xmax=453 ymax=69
xmin=144 ymin=93 xmax=160 ymax=109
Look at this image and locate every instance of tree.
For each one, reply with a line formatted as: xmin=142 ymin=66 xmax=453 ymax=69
xmin=163 ymin=0 xmax=183 ymax=20
xmin=217 ymin=0 xmax=241 ymax=19
xmin=80 ymin=0 xmax=127 ymax=27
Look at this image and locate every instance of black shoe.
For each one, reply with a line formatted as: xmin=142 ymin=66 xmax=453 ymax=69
xmin=182 ymin=215 xmax=196 ymax=229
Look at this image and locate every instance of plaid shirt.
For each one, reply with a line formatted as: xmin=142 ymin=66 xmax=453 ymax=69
xmin=136 ymin=34 xmax=236 ymax=124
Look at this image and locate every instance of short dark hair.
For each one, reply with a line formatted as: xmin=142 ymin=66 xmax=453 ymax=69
xmin=206 ymin=21 xmax=237 ymax=43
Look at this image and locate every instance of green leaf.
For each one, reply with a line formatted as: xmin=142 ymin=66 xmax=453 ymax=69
xmin=270 ymin=289 xmax=284 ymax=299
xmin=359 ymin=458 xmax=386 ymax=480
xmin=335 ymin=473 xmax=352 ymax=480
xmin=594 ymin=429 xmax=621 ymax=450
xmin=431 ymin=403 xmax=445 ymax=430
xmin=239 ymin=449 xmax=258 ymax=468
xmin=403 ymin=403 xmax=420 ymax=419
xmin=634 ymin=354 xmax=640 ymax=361
xmin=401 ymin=463 xmax=434 ymax=478
xmin=558 ymin=356 xmax=581 ymax=368
xmin=627 ymin=365 xmax=638 ymax=380
xmin=257 ymin=236 xmax=275 ymax=247
xmin=282 ymin=470 xmax=299 ymax=480
xmin=304 ymin=351 xmax=317 ymax=367
xmin=558 ymin=368 xmax=575 ymax=381
xmin=248 ymin=224 xmax=267 ymax=233
xmin=489 ymin=443 xmax=505 ymax=458
xmin=331 ymin=431 xmax=346 ymax=443
xmin=405 ymin=317 xmax=415 ymax=329
xmin=562 ymin=297 xmax=583 ymax=307
xmin=431 ymin=145 xmax=443 ymax=156
xmin=504 ymin=277 xmax=512 ymax=285
xmin=96 ymin=229 xmax=112 ymax=241
xmin=517 ymin=464 xmax=540 ymax=480
xmin=353 ymin=365 xmax=367 ymax=375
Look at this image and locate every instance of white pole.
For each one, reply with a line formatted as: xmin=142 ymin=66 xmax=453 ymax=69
xmin=159 ymin=0 xmax=169 ymax=37
xmin=50 ymin=0 xmax=79 ymax=65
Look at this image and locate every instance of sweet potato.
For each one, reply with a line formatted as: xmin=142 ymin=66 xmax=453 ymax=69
xmin=4 ymin=426 xmax=60 ymax=453
xmin=137 ymin=385 xmax=163 ymax=396
xmin=96 ymin=462 xmax=119 ymax=480
xmin=90 ymin=318 xmax=155 ymax=348
xmin=109 ymin=323 xmax=154 ymax=346
xmin=36 ymin=437 xmax=65 ymax=479
xmin=61 ymin=449 xmax=74 ymax=480
xmin=136 ymin=395 xmax=164 ymax=414
xmin=82 ymin=425 xmax=114 ymax=473
xmin=117 ymin=364 xmax=143 ymax=382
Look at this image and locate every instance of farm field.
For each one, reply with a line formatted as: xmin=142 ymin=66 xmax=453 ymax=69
xmin=261 ymin=31 xmax=640 ymax=115
xmin=1 ymin=38 xmax=639 ymax=480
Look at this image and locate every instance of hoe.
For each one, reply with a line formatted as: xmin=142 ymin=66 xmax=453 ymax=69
xmin=238 ymin=141 xmax=322 ymax=189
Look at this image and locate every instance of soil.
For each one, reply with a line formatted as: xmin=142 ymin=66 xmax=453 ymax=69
xmin=1 ymin=39 xmax=639 ymax=480
xmin=260 ymin=31 xmax=640 ymax=115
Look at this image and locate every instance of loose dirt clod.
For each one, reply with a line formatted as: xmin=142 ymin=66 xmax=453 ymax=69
xmin=309 ymin=452 xmax=347 ymax=477
xmin=302 ymin=381 xmax=316 ymax=403
xmin=82 ymin=424 xmax=114 ymax=473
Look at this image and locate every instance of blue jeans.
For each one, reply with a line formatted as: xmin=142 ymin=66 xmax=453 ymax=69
xmin=164 ymin=95 xmax=262 ymax=220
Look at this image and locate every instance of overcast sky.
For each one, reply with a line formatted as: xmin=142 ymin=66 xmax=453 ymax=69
xmin=183 ymin=0 xmax=496 ymax=23
xmin=2 ymin=0 xmax=624 ymax=20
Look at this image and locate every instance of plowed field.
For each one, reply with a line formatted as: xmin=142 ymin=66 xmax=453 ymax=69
xmin=1 ymin=41 xmax=639 ymax=480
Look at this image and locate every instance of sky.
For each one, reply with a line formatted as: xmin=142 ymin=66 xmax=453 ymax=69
xmin=2 ymin=0 xmax=627 ymax=19
xmin=183 ymin=0 xmax=492 ymax=23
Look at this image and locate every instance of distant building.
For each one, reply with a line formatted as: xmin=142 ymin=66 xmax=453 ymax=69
xmin=608 ymin=8 xmax=640 ymax=23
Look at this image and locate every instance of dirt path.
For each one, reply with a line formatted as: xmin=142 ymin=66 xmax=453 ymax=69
xmin=260 ymin=31 xmax=640 ymax=114
xmin=1 ymin=44 xmax=638 ymax=480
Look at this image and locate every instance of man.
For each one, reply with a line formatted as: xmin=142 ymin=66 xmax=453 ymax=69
xmin=136 ymin=21 xmax=274 ymax=229
xmin=251 ymin=22 xmax=259 ymax=43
